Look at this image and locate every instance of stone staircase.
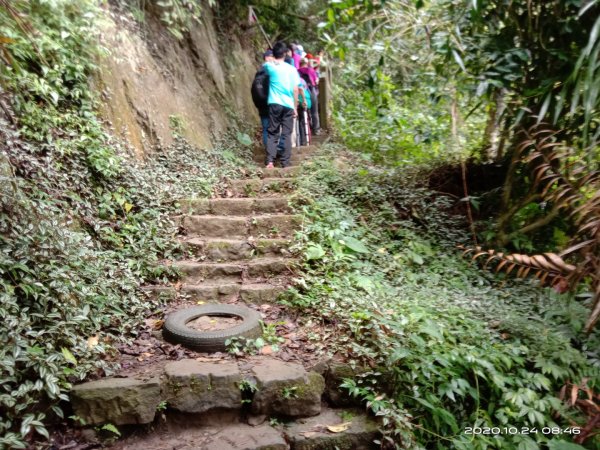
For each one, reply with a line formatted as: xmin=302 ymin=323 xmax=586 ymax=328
xmin=172 ymin=146 xmax=319 ymax=305
xmin=68 ymin=136 xmax=381 ymax=449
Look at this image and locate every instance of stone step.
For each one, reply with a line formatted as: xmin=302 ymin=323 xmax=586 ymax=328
xmin=180 ymin=197 xmax=292 ymax=216
xmin=113 ymin=423 xmax=288 ymax=450
xmin=253 ymin=144 xmax=318 ymax=157
xmin=230 ymin=178 xmax=297 ymax=197
xmin=175 ymin=258 xmax=294 ymax=283
xmin=257 ymin=166 xmax=301 ymax=178
xmin=182 ymin=237 xmax=292 ymax=261
xmin=71 ymin=358 xmax=325 ymax=426
xmin=284 ymin=407 xmax=380 ymax=450
xmin=112 ymin=407 xmax=378 ymax=450
xmin=182 ymin=214 xmax=302 ymax=238
xmin=253 ymin=152 xmax=312 ymax=166
xmin=181 ymin=281 xmax=286 ymax=304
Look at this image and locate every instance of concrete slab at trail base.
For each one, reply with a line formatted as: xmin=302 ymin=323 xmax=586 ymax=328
xmin=202 ymin=423 xmax=288 ymax=450
xmin=164 ymin=359 xmax=242 ymax=413
xmin=284 ymin=408 xmax=380 ymax=450
xmin=70 ymin=377 xmax=160 ymax=425
xmin=250 ymin=359 xmax=325 ymax=417
xmin=112 ymin=423 xmax=288 ymax=450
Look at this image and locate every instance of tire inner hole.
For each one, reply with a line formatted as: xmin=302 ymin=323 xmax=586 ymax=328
xmin=187 ymin=314 xmax=242 ymax=331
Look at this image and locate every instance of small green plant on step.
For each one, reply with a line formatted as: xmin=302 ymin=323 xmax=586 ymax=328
xmin=157 ymin=401 xmax=167 ymax=412
xmin=340 ymin=410 xmax=355 ymax=422
xmin=281 ymin=386 xmax=299 ymax=399
xmin=244 ymin=184 xmax=257 ymax=197
xmin=97 ymin=423 xmax=121 ymax=442
xmin=238 ymin=379 xmax=258 ymax=405
xmin=261 ymin=321 xmax=285 ymax=351
xmin=269 ymin=417 xmax=282 ymax=427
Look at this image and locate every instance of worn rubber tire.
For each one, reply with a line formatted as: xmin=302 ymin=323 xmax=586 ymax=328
xmin=162 ymin=304 xmax=262 ymax=352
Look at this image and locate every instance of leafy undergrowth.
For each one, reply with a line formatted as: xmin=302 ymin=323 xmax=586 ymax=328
xmin=285 ymin=144 xmax=600 ymax=450
xmin=0 ymin=1 xmax=254 ymax=447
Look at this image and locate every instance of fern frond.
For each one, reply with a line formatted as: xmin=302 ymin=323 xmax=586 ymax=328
xmin=508 ymin=122 xmax=600 ymax=332
xmin=462 ymin=246 xmax=574 ymax=288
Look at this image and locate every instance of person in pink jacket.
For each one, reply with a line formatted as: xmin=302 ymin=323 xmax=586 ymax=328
xmin=298 ymin=59 xmax=320 ymax=134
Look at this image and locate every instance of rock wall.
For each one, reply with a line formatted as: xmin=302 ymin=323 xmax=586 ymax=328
xmin=96 ymin=5 xmax=259 ymax=157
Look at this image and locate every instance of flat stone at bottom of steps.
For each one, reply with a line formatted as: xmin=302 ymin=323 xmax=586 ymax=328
xmin=111 ymin=423 xmax=288 ymax=450
xmin=182 ymin=281 xmax=286 ymax=303
xmin=111 ymin=407 xmax=378 ymax=450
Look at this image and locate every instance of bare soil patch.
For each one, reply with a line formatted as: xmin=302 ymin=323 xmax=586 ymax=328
xmin=187 ymin=315 xmax=242 ymax=331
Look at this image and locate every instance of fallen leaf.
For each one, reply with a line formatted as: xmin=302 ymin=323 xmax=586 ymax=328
xmin=260 ymin=345 xmax=273 ymax=355
xmin=300 ymin=431 xmax=319 ymax=438
xmin=87 ymin=335 xmax=99 ymax=349
xmin=327 ymin=422 xmax=351 ymax=433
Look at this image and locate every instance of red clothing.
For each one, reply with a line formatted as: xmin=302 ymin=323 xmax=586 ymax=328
xmin=298 ymin=66 xmax=318 ymax=87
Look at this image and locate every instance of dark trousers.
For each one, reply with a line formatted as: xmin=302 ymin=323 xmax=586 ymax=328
xmin=297 ymin=107 xmax=308 ymax=146
xmin=266 ymin=104 xmax=294 ymax=167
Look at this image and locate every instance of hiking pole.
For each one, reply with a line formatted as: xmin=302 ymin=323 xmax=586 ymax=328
xmin=305 ymin=108 xmax=310 ymax=145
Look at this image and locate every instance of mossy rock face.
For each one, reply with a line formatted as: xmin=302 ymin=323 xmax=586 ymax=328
xmin=163 ymin=360 xmax=242 ymax=413
xmin=250 ymin=360 xmax=325 ymax=417
xmin=284 ymin=407 xmax=380 ymax=450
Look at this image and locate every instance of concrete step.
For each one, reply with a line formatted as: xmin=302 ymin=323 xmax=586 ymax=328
xmin=175 ymin=258 xmax=295 ymax=283
xmin=181 ymin=281 xmax=287 ymax=304
xmin=230 ymin=178 xmax=297 ymax=197
xmin=182 ymin=237 xmax=292 ymax=261
xmin=182 ymin=214 xmax=302 ymax=238
xmin=180 ymin=197 xmax=292 ymax=216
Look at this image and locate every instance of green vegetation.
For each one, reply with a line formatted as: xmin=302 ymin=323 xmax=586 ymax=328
xmin=322 ymin=0 xmax=600 ymax=332
xmin=0 ymin=1 xmax=251 ymax=447
xmin=225 ymin=321 xmax=285 ymax=355
xmin=287 ymin=146 xmax=600 ymax=448
xmin=2 ymin=0 xmax=599 ymax=449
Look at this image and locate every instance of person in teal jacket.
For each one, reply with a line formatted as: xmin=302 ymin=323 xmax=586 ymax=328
xmin=297 ymin=78 xmax=311 ymax=146
xmin=263 ymin=41 xmax=300 ymax=168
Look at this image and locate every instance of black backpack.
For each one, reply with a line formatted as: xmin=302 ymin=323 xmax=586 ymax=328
xmin=300 ymin=71 xmax=313 ymax=88
xmin=251 ymin=68 xmax=269 ymax=112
